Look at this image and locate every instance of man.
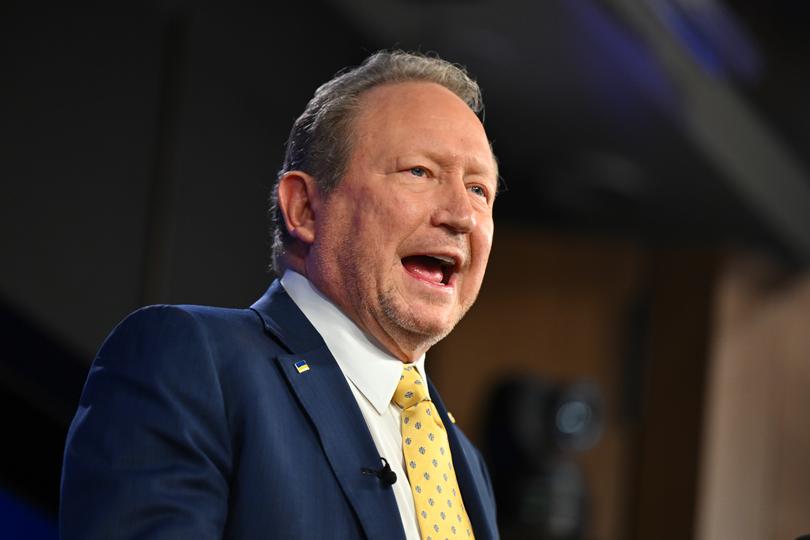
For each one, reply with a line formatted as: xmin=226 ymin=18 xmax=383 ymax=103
xmin=61 ymin=50 xmax=500 ymax=539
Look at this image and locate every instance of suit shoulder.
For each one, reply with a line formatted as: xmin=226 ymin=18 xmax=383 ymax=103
xmin=95 ymin=303 xmax=266 ymax=373
xmin=109 ymin=303 xmax=260 ymax=343
xmin=119 ymin=303 xmax=257 ymax=328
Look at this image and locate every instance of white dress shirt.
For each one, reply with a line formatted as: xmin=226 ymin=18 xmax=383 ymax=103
xmin=281 ymin=270 xmax=426 ymax=540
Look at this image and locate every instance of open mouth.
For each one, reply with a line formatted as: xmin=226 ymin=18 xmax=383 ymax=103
xmin=401 ymin=255 xmax=457 ymax=286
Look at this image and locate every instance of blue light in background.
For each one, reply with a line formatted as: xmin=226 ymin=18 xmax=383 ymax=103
xmin=647 ymin=0 xmax=762 ymax=82
xmin=565 ymin=0 xmax=681 ymax=116
xmin=0 ymin=489 xmax=58 ymax=540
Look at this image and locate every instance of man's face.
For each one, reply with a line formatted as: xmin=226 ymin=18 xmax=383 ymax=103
xmin=306 ymin=81 xmax=497 ymax=361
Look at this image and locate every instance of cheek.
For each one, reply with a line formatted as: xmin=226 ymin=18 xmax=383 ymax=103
xmin=359 ymin=189 xmax=425 ymax=235
xmin=462 ymin=225 xmax=493 ymax=293
xmin=473 ymin=220 xmax=494 ymax=261
xmin=342 ymin=191 xmax=407 ymax=258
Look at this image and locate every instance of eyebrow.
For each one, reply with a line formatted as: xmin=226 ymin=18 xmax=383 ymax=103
xmin=407 ymin=148 xmax=498 ymax=184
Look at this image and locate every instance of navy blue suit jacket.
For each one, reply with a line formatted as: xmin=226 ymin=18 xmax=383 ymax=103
xmin=61 ymin=280 xmax=499 ymax=539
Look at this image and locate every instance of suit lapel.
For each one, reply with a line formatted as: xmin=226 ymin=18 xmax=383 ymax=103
xmin=429 ymin=378 xmax=499 ymax=540
xmin=251 ymin=281 xmax=405 ymax=540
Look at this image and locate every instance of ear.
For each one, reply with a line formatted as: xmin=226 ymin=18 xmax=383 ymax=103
xmin=277 ymin=171 xmax=319 ymax=245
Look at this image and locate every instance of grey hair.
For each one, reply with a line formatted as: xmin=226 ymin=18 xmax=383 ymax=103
xmin=269 ymin=50 xmax=485 ymax=274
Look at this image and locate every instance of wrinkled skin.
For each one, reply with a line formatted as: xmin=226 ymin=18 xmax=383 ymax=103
xmin=281 ymin=81 xmax=497 ymax=362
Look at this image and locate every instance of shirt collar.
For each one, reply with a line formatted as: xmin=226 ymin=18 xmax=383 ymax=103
xmin=281 ymin=270 xmax=427 ymax=415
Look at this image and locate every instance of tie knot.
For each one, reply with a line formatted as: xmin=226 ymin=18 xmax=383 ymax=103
xmin=393 ymin=366 xmax=428 ymax=409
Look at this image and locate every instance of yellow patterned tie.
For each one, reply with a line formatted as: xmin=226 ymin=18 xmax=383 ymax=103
xmin=393 ymin=365 xmax=475 ymax=539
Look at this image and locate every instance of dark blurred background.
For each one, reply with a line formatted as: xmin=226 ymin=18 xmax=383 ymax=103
xmin=2 ymin=1 xmax=810 ymax=539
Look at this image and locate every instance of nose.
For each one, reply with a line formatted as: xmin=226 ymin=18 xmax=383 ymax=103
xmin=431 ymin=178 xmax=476 ymax=234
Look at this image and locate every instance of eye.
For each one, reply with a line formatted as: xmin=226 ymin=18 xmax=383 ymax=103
xmin=468 ymin=184 xmax=487 ymax=198
xmin=409 ymin=166 xmax=427 ymax=177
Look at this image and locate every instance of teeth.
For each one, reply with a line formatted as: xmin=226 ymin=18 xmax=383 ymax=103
xmin=432 ymin=255 xmax=455 ymax=267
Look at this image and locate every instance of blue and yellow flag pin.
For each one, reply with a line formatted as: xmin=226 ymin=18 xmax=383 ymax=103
xmin=294 ymin=360 xmax=310 ymax=374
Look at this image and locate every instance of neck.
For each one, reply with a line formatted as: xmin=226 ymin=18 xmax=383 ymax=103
xmin=285 ymin=265 xmax=431 ymax=363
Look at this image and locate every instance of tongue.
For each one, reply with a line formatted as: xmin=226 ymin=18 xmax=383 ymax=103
xmin=402 ymin=255 xmax=444 ymax=284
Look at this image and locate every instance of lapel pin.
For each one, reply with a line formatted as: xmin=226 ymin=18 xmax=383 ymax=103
xmin=294 ymin=360 xmax=310 ymax=374
xmin=447 ymin=411 xmax=457 ymax=424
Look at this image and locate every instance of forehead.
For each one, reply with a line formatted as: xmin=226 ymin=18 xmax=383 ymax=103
xmin=349 ymin=81 xmax=497 ymax=179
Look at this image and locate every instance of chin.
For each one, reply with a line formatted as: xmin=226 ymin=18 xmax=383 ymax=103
xmin=379 ymin=292 xmax=463 ymax=347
